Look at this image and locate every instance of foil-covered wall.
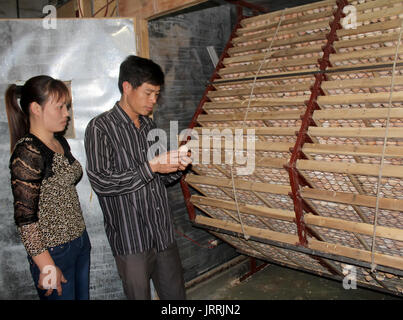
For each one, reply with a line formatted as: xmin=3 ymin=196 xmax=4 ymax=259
xmin=0 ymin=19 xmax=136 ymax=299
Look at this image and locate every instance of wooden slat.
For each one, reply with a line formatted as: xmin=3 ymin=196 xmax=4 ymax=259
xmin=302 ymin=143 xmax=403 ymax=158
xmin=308 ymin=127 xmax=403 ymax=138
xmin=207 ymin=86 xmax=311 ymax=99
xmin=195 ymin=215 xmax=403 ymax=270
xmin=312 ymin=106 xmax=403 ymax=120
xmin=195 ymin=215 xmax=299 ymax=244
xmin=187 ymin=139 xmax=293 ymax=152
xmin=204 ymin=96 xmax=308 ymax=109
xmin=353 ymin=4 xmax=403 ymax=24
xmin=327 ymin=61 xmax=403 ymax=77
xmin=223 ymin=50 xmax=322 ymax=66
xmin=191 ymin=195 xmax=295 ymax=221
xmin=322 ymin=76 xmax=403 ymax=90
xmin=330 ymin=46 xmax=403 ymax=64
xmin=208 ymin=82 xmax=312 ymax=98
xmin=205 ymin=88 xmax=312 ymax=100
xmin=308 ymin=238 xmax=403 ymax=271
xmin=337 ymin=18 xmax=403 ymax=38
xmin=240 ymin=0 xmax=335 ymax=27
xmin=334 ymin=32 xmax=402 ymax=51
xmin=305 ymin=214 xmax=403 ymax=242
xmin=232 ymin=20 xmax=330 ymax=46
xmin=237 ymin=9 xmax=333 ymax=36
xmin=224 ymin=44 xmax=323 ymax=65
xmin=192 ymin=126 xmax=298 ymax=136
xmin=190 ymin=153 xmax=288 ymax=169
xmin=218 ymin=56 xmax=319 ymax=76
xmin=185 ymin=174 xmax=291 ymax=195
xmin=257 ymin=158 xmax=288 ymax=168
xmin=297 ymin=159 xmax=403 ymax=178
xmin=353 ymin=0 xmax=403 ymax=12
xmin=197 ymin=110 xmax=303 ymax=122
xmin=301 ymin=187 xmax=403 ymax=211
xmin=317 ymin=92 xmax=403 ymax=106
xmin=193 ymin=154 xmax=402 ymax=176
xmin=228 ymin=33 xmax=327 ymax=56
xmin=192 ymin=126 xmax=403 ymax=138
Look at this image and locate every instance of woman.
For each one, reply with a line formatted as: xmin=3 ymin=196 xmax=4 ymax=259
xmin=5 ymin=75 xmax=91 ymax=300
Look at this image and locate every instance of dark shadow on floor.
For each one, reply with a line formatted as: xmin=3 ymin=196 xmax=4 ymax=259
xmin=187 ymin=259 xmax=402 ymax=300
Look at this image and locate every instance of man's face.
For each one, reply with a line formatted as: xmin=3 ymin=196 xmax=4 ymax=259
xmin=125 ymin=82 xmax=160 ymax=117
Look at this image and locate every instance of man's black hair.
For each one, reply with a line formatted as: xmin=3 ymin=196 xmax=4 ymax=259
xmin=118 ymin=55 xmax=164 ymax=94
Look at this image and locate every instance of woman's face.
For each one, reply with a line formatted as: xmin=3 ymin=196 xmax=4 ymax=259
xmin=39 ymin=95 xmax=70 ymax=133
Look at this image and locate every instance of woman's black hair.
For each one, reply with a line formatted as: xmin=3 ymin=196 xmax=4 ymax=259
xmin=5 ymin=75 xmax=71 ymax=152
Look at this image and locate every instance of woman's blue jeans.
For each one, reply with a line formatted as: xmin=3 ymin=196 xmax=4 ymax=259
xmin=28 ymin=230 xmax=91 ymax=300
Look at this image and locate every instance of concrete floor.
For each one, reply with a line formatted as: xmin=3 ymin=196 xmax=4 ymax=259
xmin=186 ymin=258 xmax=402 ymax=300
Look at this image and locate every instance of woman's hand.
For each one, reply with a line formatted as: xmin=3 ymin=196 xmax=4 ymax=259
xmin=38 ymin=265 xmax=67 ymax=296
xmin=32 ymin=250 xmax=68 ymax=296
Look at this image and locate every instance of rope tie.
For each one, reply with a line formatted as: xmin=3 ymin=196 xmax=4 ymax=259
xmin=370 ymin=20 xmax=403 ymax=273
xmin=230 ymin=10 xmax=286 ymax=241
xmin=230 ymin=166 xmax=249 ymax=239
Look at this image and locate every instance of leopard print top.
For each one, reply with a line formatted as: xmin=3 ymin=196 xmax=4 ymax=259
xmin=9 ymin=133 xmax=86 ymax=257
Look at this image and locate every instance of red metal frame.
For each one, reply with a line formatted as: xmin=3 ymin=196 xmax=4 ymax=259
xmin=239 ymin=258 xmax=268 ymax=282
xmin=286 ymin=0 xmax=348 ymax=246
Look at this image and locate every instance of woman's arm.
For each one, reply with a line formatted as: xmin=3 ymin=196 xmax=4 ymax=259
xmin=10 ymin=141 xmax=66 ymax=296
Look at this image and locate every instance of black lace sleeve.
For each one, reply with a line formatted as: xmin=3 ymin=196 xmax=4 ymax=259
xmin=10 ymin=139 xmax=45 ymax=227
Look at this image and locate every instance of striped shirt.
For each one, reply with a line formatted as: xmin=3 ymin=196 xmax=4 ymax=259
xmin=84 ymin=103 xmax=181 ymax=256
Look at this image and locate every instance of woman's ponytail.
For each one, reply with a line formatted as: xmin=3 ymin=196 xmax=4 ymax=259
xmin=5 ymin=75 xmax=70 ymax=153
xmin=5 ymin=84 xmax=29 ymax=153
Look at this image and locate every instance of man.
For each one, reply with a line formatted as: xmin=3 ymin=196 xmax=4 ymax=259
xmin=84 ymin=55 xmax=191 ymax=300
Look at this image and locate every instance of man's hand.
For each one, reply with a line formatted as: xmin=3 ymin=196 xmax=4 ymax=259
xmin=149 ymin=147 xmax=192 ymax=173
xmin=149 ymin=150 xmax=181 ymax=173
xmin=178 ymin=145 xmax=192 ymax=171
